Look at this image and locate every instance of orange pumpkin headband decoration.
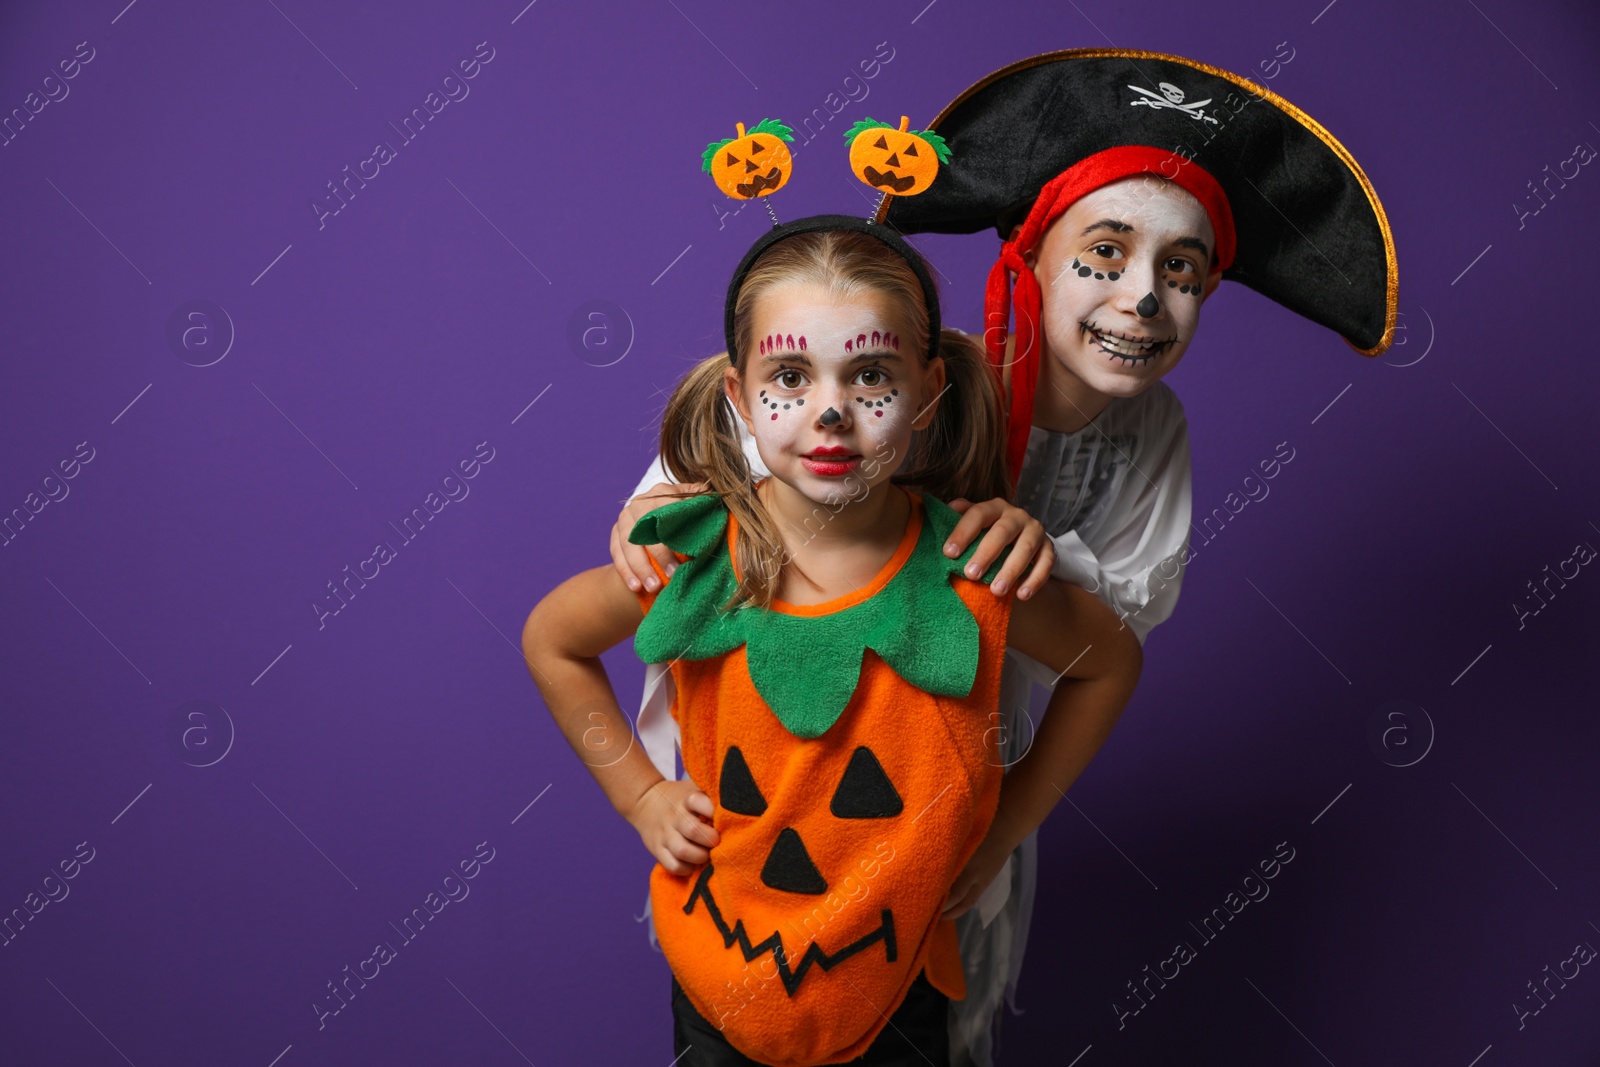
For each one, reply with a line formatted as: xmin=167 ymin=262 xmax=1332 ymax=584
xmin=705 ymin=113 xmax=953 ymax=366
xmin=702 ymin=118 xmax=796 ymax=201
xmin=845 ymin=116 xmax=951 ymax=199
xmin=701 ymin=113 xmax=950 ymax=224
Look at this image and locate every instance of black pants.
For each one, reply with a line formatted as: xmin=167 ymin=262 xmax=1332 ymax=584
xmin=671 ymin=970 xmax=950 ymax=1066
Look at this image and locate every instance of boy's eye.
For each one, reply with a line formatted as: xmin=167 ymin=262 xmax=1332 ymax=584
xmin=777 ymin=369 xmax=804 ymax=389
xmin=1089 ymin=244 xmax=1123 ymax=260
xmin=1164 ymin=257 xmax=1195 ymax=275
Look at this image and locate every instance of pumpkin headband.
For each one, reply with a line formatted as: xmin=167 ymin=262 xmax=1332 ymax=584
xmin=701 ymin=117 xmax=952 ymax=368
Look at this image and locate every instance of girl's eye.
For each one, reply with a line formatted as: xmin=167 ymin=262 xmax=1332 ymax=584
xmin=856 ymin=367 xmax=887 ymax=388
xmin=777 ymin=370 xmax=804 ymax=389
xmin=1089 ymin=244 xmax=1123 ymax=260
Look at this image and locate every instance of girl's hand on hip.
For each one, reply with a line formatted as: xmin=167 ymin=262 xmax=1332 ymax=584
xmin=611 ymin=481 xmax=709 ymax=593
xmin=626 ymin=777 xmax=720 ymax=876
xmin=943 ymin=497 xmax=1056 ymax=600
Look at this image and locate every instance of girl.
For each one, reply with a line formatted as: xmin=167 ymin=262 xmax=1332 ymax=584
xmin=523 ymin=219 xmax=1141 ymax=1065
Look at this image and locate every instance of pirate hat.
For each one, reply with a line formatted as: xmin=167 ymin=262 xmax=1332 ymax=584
xmin=872 ymin=49 xmax=1398 ymax=486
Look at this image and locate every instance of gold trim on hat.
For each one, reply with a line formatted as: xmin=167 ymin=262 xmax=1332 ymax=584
xmin=876 ymin=47 xmax=1398 ymax=357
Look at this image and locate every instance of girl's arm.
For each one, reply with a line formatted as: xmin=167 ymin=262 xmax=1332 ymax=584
xmin=943 ymin=579 xmax=1143 ymax=917
xmin=521 ymin=565 xmax=719 ymax=874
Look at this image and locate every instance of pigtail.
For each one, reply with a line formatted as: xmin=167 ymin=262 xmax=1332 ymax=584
xmin=658 ymin=352 xmax=791 ymax=611
xmin=893 ymin=327 xmax=1010 ymax=505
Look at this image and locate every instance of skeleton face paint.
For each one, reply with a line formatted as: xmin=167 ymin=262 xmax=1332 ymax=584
xmin=1032 ymin=176 xmax=1218 ymax=400
xmin=730 ymin=282 xmax=933 ymax=510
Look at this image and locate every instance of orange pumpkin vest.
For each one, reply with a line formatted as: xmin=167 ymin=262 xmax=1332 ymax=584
xmin=632 ymin=488 xmax=1012 ymax=1066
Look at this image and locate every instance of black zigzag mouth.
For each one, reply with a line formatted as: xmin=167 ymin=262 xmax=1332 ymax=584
xmin=1079 ymin=320 xmax=1177 ymax=366
xmin=736 ymin=167 xmax=784 ymax=198
xmin=863 ymin=166 xmax=916 ymax=193
xmin=683 ymin=863 xmax=897 ymax=996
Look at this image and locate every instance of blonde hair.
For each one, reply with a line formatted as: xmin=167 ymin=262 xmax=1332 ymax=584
xmin=657 ymin=230 xmax=1008 ymax=610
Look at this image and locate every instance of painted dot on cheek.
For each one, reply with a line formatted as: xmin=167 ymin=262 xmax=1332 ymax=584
xmin=1078 ymin=266 xmax=1092 ymax=277
xmin=770 ymin=413 xmax=777 ymax=420
xmin=1108 ymin=272 xmax=1120 ymax=280
xmin=1167 ymin=280 xmax=1177 ymax=288
xmin=1094 ymin=272 xmax=1104 ymax=280
xmin=875 ymin=411 xmax=883 ymax=417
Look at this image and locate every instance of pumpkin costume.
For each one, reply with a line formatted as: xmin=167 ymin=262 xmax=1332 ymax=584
xmin=628 ymin=484 xmax=1015 ymax=1066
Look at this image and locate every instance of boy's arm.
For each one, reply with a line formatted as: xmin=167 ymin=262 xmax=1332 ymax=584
xmin=944 ymin=579 xmax=1142 ymax=918
xmin=612 ymin=389 xmax=772 ymax=591
xmin=521 ymin=565 xmax=718 ymax=872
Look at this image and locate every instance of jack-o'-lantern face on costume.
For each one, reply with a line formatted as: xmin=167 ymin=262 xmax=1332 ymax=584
xmin=846 ymin=116 xmax=949 ymax=197
xmin=629 ymin=489 xmax=1011 ymax=1066
xmin=703 ymin=119 xmax=796 ymax=200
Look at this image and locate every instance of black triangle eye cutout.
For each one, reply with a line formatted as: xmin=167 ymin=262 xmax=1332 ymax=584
xmin=748 ymin=139 xmax=766 ymax=154
xmin=903 ymin=142 xmax=918 ymax=157
xmin=720 ymin=746 xmax=767 ymax=816
xmin=830 ymin=746 xmax=903 ymax=818
xmin=725 ymin=151 xmax=739 ymax=167
xmin=873 ymin=135 xmax=889 ymax=150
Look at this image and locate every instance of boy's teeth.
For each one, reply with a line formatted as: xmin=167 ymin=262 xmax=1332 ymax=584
xmin=1094 ymin=330 xmax=1155 ymax=355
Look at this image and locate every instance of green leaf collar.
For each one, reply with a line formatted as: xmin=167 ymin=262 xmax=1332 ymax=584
xmin=629 ymin=492 xmax=1011 ymax=739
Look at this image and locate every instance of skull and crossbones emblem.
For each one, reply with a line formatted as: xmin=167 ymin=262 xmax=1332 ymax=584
xmin=1127 ymin=81 xmax=1220 ymax=125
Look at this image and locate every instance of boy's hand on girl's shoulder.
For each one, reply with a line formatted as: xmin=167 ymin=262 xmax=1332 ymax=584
xmin=611 ymin=481 xmax=709 ymax=593
xmin=625 ymin=776 xmax=720 ymax=876
xmin=944 ymin=497 xmax=1056 ymax=600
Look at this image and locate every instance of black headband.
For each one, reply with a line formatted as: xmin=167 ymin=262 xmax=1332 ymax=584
xmin=724 ymin=214 xmax=942 ymax=367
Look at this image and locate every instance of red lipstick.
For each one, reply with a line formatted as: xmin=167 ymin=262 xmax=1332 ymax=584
xmin=801 ymin=445 xmax=860 ymax=476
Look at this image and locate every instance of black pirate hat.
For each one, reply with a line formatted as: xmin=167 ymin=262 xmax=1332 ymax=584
xmin=872 ymin=48 xmax=1398 ymax=487
xmin=876 ymin=48 xmax=1397 ymax=350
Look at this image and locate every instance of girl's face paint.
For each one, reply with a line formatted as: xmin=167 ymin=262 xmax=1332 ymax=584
xmin=1030 ymin=176 xmax=1221 ymax=399
xmin=728 ymin=282 xmax=936 ymax=510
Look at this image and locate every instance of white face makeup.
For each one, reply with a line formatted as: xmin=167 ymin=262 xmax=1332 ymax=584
xmin=728 ymin=282 xmax=937 ymax=509
xmin=1032 ymin=175 xmax=1220 ymax=399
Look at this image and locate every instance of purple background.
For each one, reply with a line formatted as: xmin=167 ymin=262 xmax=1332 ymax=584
xmin=3 ymin=0 xmax=1597 ymax=1063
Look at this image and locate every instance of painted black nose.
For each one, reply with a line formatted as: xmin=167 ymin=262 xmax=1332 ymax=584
xmin=761 ymin=827 xmax=826 ymax=895
xmin=820 ymin=406 xmax=842 ymax=426
xmin=1136 ymin=292 xmax=1160 ymax=318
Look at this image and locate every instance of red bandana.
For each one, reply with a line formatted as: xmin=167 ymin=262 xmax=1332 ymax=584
xmin=984 ymin=146 xmax=1237 ymax=491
